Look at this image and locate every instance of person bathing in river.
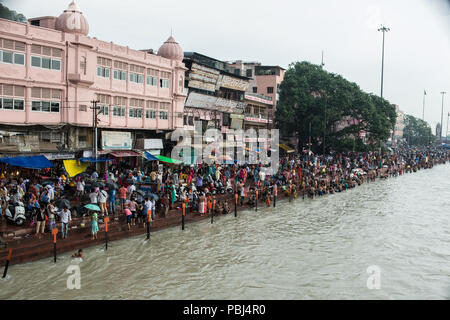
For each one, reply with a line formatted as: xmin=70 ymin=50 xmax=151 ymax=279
xmin=72 ymin=249 xmax=83 ymax=258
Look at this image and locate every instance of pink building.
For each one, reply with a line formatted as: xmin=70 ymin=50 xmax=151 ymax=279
xmin=0 ymin=1 xmax=186 ymax=159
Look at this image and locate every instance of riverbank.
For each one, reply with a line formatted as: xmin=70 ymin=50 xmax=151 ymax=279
xmin=0 ymin=158 xmax=448 ymax=268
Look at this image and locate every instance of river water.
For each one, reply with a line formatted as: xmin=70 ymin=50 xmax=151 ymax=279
xmin=1 ymin=164 xmax=450 ymax=300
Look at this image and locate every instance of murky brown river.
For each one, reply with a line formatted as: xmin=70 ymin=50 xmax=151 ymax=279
xmin=1 ymin=164 xmax=450 ymax=299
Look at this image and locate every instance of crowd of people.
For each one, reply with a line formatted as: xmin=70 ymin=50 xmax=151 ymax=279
xmin=0 ymin=146 xmax=449 ymax=241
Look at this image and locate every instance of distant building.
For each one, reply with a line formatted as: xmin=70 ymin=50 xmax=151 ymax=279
xmin=392 ymin=105 xmax=405 ymax=146
xmin=225 ymin=61 xmax=285 ymax=127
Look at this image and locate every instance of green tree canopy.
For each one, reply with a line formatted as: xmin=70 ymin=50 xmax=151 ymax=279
xmin=403 ymin=114 xmax=434 ymax=146
xmin=0 ymin=2 xmax=26 ymax=23
xmin=276 ymin=61 xmax=397 ymax=153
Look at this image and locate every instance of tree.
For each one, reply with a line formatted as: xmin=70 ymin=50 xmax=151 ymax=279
xmin=403 ymin=115 xmax=434 ymax=146
xmin=0 ymin=2 xmax=26 ymax=23
xmin=276 ymin=61 xmax=397 ymax=153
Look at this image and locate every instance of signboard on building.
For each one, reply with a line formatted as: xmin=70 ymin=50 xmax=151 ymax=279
xmin=43 ymin=153 xmax=75 ymax=160
xmin=230 ymin=114 xmax=245 ymax=119
xmin=102 ymin=131 xmax=132 ymax=150
xmin=185 ymin=92 xmax=239 ymax=113
xmin=135 ymin=138 xmax=163 ymax=150
xmin=244 ymin=94 xmax=273 ymax=105
xmin=220 ymin=75 xmax=249 ymax=91
xmin=188 ymin=63 xmax=220 ymax=93
xmin=244 ymin=117 xmax=272 ymax=124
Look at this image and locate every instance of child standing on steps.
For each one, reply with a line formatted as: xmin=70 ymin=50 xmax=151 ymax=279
xmin=90 ymin=210 xmax=98 ymax=240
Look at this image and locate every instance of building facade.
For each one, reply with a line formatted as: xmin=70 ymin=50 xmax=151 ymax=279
xmin=182 ymin=52 xmax=250 ymax=134
xmin=225 ymin=60 xmax=285 ymax=126
xmin=0 ymin=1 xmax=186 ymax=159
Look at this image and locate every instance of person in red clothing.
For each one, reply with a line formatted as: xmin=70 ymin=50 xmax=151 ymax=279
xmin=118 ymin=186 xmax=128 ymax=213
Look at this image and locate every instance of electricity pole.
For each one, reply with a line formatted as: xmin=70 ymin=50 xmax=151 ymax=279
xmin=90 ymin=99 xmax=101 ymax=169
xmin=440 ymin=92 xmax=446 ymax=142
xmin=378 ymin=25 xmax=390 ymax=99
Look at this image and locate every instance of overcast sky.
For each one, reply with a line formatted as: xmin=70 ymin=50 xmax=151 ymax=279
xmin=5 ymin=0 xmax=450 ymax=133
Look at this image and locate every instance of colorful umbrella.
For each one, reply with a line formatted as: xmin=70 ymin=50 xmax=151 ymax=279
xmin=84 ymin=204 xmax=101 ymax=211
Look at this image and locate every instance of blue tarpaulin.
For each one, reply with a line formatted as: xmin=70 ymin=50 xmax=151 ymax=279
xmin=144 ymin=152 xmax=159 ymax=161
xmin=80 ymin=157 xmax=112 ymax=162
xmin=0 ymin=155 xmax=54 ymax=169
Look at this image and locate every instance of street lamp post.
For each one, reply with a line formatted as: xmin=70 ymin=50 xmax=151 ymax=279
xmin=378 ymin=25 xmax=390 ymax=99
xmin=440 ymin=91 xmax=446 ymax=142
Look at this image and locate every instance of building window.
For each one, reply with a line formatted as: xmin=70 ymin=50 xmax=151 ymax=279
xmin=160 ymin=71 xmax=170 ymax=88
xmin=147 ymin=68 xmax=158 ymax=86
xmin=267 ymin=87 xmax=274 ymax=94
xmin=31 ymin=56 xmax=61 ymax=70
xmin=252 ymin=87 xmax=257 ymax=93
xmin=31 ymin=100 xmax=60 ymax=113
xmin=130 ymin=73 xmax=144 ymax=83
xmin=113 ymin=70 xmax=127 ymax=81
xmin=160 ymin=79 xmax=169 ymax=88
xmin=129 ymin=107 xmax=142 ymax=118
xmin=159 ymin=102 xmax=170 ymax=120
xmin=0 ymin=39 xmax=25 ymax=66
xmin=97 ymin=57 xmax=111 ymax=78
xmin=246 ymin=69 xmax=253 ymax=77
xmin=0 ymin=84 xmax=26 ymax=111
xmin=147 ymin=76 xmax=157 ymax=86
xmin=99 ymin=105 xmax=109 ymax=115
xmin=113 ymin=106 xmax=125 ymax=117
xmin=145 ymin=109 xmax=156 ymax=119
xmin=129 ymin=64 xmax=144 ymax=84
xmin=113 ymin=61 xmax=128 ymax=81
xmin=159 ymin=111 xmax=168 ymax=120
xmin=79 ymin=105 xmax=87 ymax=111
xmin=97 ymin=66 xmax=110 ymax=78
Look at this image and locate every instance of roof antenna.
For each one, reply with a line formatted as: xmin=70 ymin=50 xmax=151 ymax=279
xmin=321 ymin=50 xmax=325 ymax=68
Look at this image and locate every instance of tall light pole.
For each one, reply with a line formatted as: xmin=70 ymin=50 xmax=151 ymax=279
xmin=422 ymin=90 xmax=426 ymax=121
xmin=378 ymin=25 xmax=390 ymax=99
xmin=446 ymin=112 xmax=449 ymax=144
xmin=440 ymin=91 xmax=446 ymax=141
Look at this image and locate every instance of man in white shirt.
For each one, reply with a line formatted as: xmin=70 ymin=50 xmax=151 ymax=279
xmin=98 ymin=187 xmax=108 ymax=216
xmin=58 ymin=208 xmax=72 ymax=239
xmin=76 ymin=179 xmax=85 ymax=197
xmin=89 ymin=189 xmax=98 ymax=204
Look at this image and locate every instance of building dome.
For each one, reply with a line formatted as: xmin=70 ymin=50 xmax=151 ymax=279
xmin=157 ymin=36 xmax=183 ymax=61
xmin=55 ymin=1 xmax=89 ymax=36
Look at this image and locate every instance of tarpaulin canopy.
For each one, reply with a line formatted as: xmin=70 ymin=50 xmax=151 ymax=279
xmin=63 ymin=160 xmax=89 ymax=177
xmin=278 ymin=144 xmax=295 ymax=153
xmin=80 ymin=157 xmax=112 ymax=162
xmin=154 ymin=155 xmax=182 ymax=164
xmin=144 ymin=152 xmax=159 ymax=161
xmin=0 ymin=155 xmax=54 ymax=169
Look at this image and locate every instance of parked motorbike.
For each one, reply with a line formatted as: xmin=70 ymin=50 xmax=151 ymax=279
xmin=5 ymin=201 xmax=26 ymax=226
